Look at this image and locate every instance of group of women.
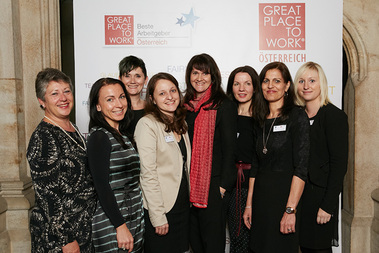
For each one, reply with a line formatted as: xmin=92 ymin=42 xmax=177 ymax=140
xmin=27 ymin=53 xmax=348 ymax=253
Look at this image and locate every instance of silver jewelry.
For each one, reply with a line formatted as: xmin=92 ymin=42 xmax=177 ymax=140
xmin=262 ymin=117 xmax=277 ymax=154
xmin=44 ymin=116 xmax=86 ymax=151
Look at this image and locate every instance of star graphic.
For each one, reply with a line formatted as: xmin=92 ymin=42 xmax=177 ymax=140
xmin=182 ymin=8 xmax=199 ymax=28
xmin=176 ymin=17 xmax=185 ymax=26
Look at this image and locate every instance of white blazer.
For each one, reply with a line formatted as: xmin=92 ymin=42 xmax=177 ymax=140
xmin=134 ymin=114 xmax=191 ymax=227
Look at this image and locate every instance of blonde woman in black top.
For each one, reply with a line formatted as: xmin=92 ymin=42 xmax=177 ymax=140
xmin=294 ymin=62 xmax=348 ymax=253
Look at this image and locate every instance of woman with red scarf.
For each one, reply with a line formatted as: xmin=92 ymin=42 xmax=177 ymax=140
xmin=184 ymin=53 xmax=238 ymax=253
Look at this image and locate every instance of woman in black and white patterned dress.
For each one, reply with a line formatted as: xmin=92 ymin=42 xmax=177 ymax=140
xmin=87 ymin=78 xmax=144 ymax=253
xmin=27 ymin=68 xmax=96 ymax=252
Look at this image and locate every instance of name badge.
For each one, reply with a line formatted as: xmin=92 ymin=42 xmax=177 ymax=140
xmin=310 ymin=119 xmax=314 ymax=126
xmin=165 ymin=135 xmax=175 ymax=143
xmin=273 ymin=125 xmax=286 ymax=132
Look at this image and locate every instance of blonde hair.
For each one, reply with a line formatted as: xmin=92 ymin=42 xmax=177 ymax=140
xmin=294 ymin=61 xmax=330 ymax=107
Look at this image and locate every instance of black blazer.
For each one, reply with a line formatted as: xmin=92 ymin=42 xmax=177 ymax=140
xmin=308 ymin=103 xmax=348 ymax=214
xmin=186 ymin=98 xmax=238 ymax=192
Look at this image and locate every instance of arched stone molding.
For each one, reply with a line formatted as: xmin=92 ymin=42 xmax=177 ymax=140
xmin=342 ymin=15 xmax=368 ymax=86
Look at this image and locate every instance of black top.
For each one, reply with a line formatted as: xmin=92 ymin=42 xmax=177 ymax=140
xmin=236 ymin=115 xmax=255 ymax=189
xmin=307 ymin=103 xmax=348 ymax=213
xmin=250 ymin=106 xmax=309 ymax=181
xmin=127 ymin=109 xmax=145 ymax=136
xmin=186 ymin=98 xmax=238 ymax=191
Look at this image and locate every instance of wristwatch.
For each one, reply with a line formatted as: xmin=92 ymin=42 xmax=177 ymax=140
xmin=285 ymin=207 xmax=296 ymax=214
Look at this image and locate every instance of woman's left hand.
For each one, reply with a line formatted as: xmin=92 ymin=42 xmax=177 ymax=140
xmin=317 ymin=208 xmax=332 ymax=224
xmin=280 ymin=212 xmax=296 ymax=234
xmin=62 ymin=240 xmax=80 ymax=253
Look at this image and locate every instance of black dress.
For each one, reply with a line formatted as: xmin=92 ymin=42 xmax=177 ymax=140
xmin=249 ymin=107 xmax=309 ymax=253
xmin=299 ymin=103 xmax=348 ymax=249
xmin=143 ymin=137 xmax=190 ymax=253
xmin=227 ymin=115 xmax=254 ymax=253
xmin=27 ymin=121 xmax=96 ymax=252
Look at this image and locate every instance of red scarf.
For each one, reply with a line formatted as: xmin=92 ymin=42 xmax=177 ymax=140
xmin=185 ymin=86 xmax=217 ymax=208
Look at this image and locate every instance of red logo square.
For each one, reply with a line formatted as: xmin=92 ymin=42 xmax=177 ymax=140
xmin=259 ymin=3 xmax=305 ymax=50
xmin=105 ymin=15 xmax=134 ymax=45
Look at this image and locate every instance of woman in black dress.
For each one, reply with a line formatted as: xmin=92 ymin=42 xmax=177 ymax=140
xmin=135 ymin=73 xmax=191 ymax=253
xmin=119 ymin=55 xmax=148 ymax=135
xmin=27 ymin=68 xmax=96 ymax=252
xmin=243 ymin=62 xmax=310 ymax=253
xmin=226 ymin=66 xmax=259 ymax=253
xmin=87 ymin=78 xmax=144 ymax=252
xmin=184 ymin=53 xmax=238 ymax=253
xmin=294 ymin=62 xmax=348 ymax=253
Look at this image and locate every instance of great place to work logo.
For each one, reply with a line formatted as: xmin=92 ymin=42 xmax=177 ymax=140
xmin=259 ymin=3 xmax=305 ymax=50
xmin=104 ymin=15 xmax=134 ymax=45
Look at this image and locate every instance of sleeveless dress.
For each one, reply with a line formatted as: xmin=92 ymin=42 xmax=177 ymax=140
xmin=87 ymin=127 xmax=144 ymax=252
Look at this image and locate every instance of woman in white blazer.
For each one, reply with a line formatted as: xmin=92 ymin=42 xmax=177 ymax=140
xmin=134 ymin=72 xmax=191 ymax=253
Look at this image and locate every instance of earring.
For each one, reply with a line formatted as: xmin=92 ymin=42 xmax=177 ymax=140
xmin=285 ymin=91 xmax=288 ymax=97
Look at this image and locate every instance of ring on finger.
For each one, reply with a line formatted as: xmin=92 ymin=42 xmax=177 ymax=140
xmin=287 ymin=228 xmax=292 ymax=232
xmin=122 ymin=247 xmax=125 ymax=251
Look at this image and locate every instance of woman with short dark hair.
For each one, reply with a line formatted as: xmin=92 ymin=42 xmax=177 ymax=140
xmin=27 ymin=68 xmax=96 ymax=252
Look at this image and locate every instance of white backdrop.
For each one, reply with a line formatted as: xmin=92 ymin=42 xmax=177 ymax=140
xmin=73 ymin=0 xmax=343 ymax=251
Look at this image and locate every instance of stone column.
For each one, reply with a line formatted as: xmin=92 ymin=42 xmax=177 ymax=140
xmin=0 ymin=0 xmax=60 ymax=252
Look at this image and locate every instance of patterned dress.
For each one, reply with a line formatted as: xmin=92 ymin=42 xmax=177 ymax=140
xmin=27 ymin=121 xmax=97 ymax=253
xmin=87 ymin=127 xmax=144 ymax=253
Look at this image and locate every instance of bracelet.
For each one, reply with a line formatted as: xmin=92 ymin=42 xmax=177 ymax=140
xmin=245 ymin=206 xmax=252 ymax=209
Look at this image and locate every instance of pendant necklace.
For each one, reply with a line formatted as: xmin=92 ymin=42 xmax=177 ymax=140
xmin=44 ymin=115 xmax=86 ymax=152
xmin=262 ymin=116 xmax=277 ymax=154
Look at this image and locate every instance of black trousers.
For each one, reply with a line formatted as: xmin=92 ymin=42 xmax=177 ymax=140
xmin=189 ymin=178 xmax=229 ymax=253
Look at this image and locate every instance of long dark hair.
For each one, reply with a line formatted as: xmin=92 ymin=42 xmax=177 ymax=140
xmin=226 ymin=65 xmax=259 ymax=116
xmin=88 ymin=78 xmax=132 ymax=148
xmin=183 ymin=53 xmax=226 ymax=110
xmin=255 ymin=62 xmax=295 ymax=126
xmin=145 ymin=72 xmax=187 ymax=134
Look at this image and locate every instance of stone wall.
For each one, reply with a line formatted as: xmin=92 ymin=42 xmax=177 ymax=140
xmin=342 ymin=0 xmax=379 ymax=252
xmin=0 ymin=0 xmax=60 ymax=252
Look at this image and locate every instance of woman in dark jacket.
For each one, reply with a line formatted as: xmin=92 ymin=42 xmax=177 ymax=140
xmin=184 ymin=53 xmax=238 ymax=253
xmin=294 ymin=61 xmax=348 ymax=253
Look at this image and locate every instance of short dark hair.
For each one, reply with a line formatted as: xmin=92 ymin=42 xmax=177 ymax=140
xmin=88 ymin=78 xmax=132 ymax=148
xmin=183 ymin=53 xmax=226 ymax=110
xmin=35 ymin=68 xmax=73 ymax=102
xmin=145 ymin=72 xmax=187 ymax=134
xmin=226 ymin=65 xmax=259 ymax=116
xmin=255 ymin=62 xmax=295 ymax=125
xmin=118 ymin=55 xmax=147 ymax=78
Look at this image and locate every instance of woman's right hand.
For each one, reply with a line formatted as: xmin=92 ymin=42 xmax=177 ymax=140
xmin=243 ymin=207 xmax=252 ymax=229
xmin=116 ymin=223 xmax=134 ymax=253
xmin=62 ymin=240 xmax=80 ymax=253
xmin=155 ymin=223 xmax=169 ymax=235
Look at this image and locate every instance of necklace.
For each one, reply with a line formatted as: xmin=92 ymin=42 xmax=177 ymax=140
xmin=44 ymin=116 xmax=86 ymax=152
xmin=262 ymin=117 xmax=277 ymax=154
